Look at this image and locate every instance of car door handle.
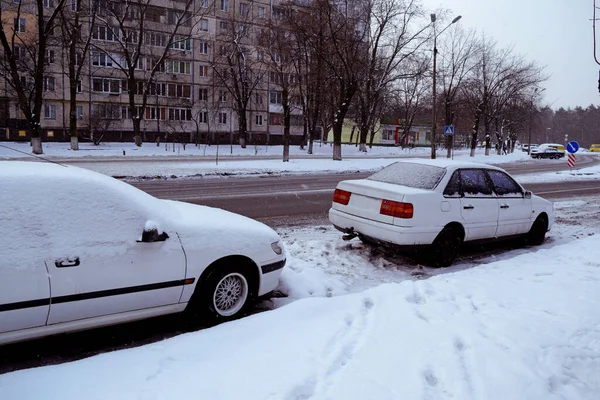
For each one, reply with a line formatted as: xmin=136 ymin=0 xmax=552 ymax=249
xmin=463 ymin=205 xmax=474 ymax=210
xmin=55 ymin=257 xmax=80 ymax=268
xmin=500 ymin=204 xmax=510 ymax=209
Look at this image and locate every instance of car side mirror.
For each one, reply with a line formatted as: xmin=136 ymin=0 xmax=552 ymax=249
xmin=139 ymin=228 xmax=169 ymax=243
xmin=524 ymin=191 xmax=532 ymax=199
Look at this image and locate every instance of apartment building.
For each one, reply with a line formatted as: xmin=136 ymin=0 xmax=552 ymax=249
xmin=0 ymin=0 xmax=306 ymax=145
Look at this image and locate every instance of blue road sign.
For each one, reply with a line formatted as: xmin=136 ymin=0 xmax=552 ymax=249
xmin=443 ymin=125 xmax=454 ymax=137
xmin=566 ymin=141 xmax=579 ymax=154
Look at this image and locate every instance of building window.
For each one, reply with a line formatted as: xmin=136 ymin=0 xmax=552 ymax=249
xmin=45 ymin=49 xmax=55 ymax=64
xmin=70 ymin=0 xmax=76 ymax=11
xmin=44 ymin=104 xmax=56 ymax=119
xmin=92 ymin=77 xmax=121 ymax=93
xmin=270 ymin=91 xmax=282 ymax=104
xmin=92 ymin=26 xmax=119 ymax=41
xmin=92 ymin=52 xmax=113 ymax=67
xmin=145 ymin=106 xmax=166 ymax=120
xmin=14 ymin=18 xmax=26 ymax=33
xmin=43 ymin=0 xmax=54 ymax=8
xmin=199 ymin=65 xmax=209 ymax=77
xmin=44 ymin=77 xmax=55 ymax=92
xmin=199 ymin=18 xmax=209 ymax=31
xmin=93 ymin=104 xmax=121 ymax=119
xmin=168 ymin=108 xmax=192 ymax=121
xmin=218 ymin=112 xmax=227 ymax=124
xmin=239 ymin=2 xmax=249 ymax=16
xmin=270 ymin=113 xmax=282 ymax=125
xmin=255 ymin=93 xmax=263 ymax=105
xmin=13 ymin=45 xmax=26 ymax=62
xmin=172 ymin=36 xmax=192 ymax=51
xmin=255 ymin=114 xmax=263 ymax=126
xmin=198 ymin=111 xmax=208 ymax=123
xmin=257 ymin=6 xmax=265 ymax=18
xmin=200 ymin=0 xmax=209 ymax=7
xmin=76 ymin=105 xmax=83 ymax=120
xmin=219 ymin=90 xmax=227 ymax=102
xmin=167 ymin=61 xmax=191 ymax=75
xmin=167 ymin=83 xmax=191 ymax=98
xmin=219 ymin=21 xmax=229 ymax=32
xmin=220 ymin=0 xmax=228 ymax=11
xmin=198 ymin=41 xmax=209 ymax=54
xmin=199 ymin=88 xmax=208 ymax=101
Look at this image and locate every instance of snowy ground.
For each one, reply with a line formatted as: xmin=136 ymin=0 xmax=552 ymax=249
xmin=1 ymin=142 xmax=599 ymax=399
xmin=2 ymin=141 xmax=600 ymax=182
xmin=1 ymin=198 xmax=599 ymax=399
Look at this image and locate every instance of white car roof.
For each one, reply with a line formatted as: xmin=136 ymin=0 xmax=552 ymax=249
xmin=390 ymin=158 xmax=504 ymax=171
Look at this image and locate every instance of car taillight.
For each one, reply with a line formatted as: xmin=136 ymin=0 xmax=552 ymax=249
xmin=333 ymin=189 xmax=352 ymax=205
xmin=380 ymin=200 xmax=413 ymax=218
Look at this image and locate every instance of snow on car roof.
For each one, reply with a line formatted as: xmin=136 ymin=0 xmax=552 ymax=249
xmin=388 ymin=158 xmax=504 ymax=171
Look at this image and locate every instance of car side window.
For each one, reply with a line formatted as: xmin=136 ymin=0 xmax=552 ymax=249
xmin=460 ymin=169 xmax=493 ymax=196
xmin=443 ymin=171 xmax=461 ymax=197
xmin=486 ymin=170 xmax=523 ymax=197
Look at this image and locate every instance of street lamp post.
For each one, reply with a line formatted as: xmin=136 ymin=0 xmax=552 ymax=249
xmin=430 ymin=14 xmax=462 ymax=159
xmin=527 ymin=88 xmax=544 ymax=155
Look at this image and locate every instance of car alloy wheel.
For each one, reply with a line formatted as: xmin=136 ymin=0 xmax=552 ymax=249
xmin=212 ymin=272 xmax=249 ymax=317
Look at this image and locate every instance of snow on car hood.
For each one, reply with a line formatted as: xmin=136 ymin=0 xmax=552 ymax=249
xmin=162 ymin=200 xmax=278 ymax=241
xmin=160 ymin=200 xmax=282 ymax=263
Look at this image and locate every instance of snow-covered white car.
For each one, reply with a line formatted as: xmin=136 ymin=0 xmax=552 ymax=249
xmin=0 ymin=161 xmax=286 ymax=346
xmin=329 ymin=159 xmax=554 ymax=267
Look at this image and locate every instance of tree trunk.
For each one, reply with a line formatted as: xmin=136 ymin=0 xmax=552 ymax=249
xmin=332 ymin=122 xmax=343 ymax=161
xmin=71 ymin=136 xmax=79 ymax=150
xmin=470 ymin=102 xmax=483 ymax=157
xmin=31 ymin=136 xmax=43 ymax=155
xmin=239 ymin=137 xmax=246 ymax=148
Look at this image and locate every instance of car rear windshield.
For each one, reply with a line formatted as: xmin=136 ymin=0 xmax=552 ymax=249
xmin=367 ymin=162 xmax=446 ymax=190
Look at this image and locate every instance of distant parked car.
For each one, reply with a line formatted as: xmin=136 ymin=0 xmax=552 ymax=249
xmin=589 ymin=144 xmax=600 ymax=152
xmin=329 ymin=159 xmax=554 ymax=267
xmin=0 ymin=161 xmax=286 ymax=346
xmin=531 ymin=143 xmax=566 ymax=159
xmin=522 ymin=144 xmax=539 ymax=152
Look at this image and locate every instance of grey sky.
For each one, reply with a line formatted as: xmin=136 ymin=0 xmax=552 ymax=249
xmin=423 ymin=0 xmax=596 ymax=110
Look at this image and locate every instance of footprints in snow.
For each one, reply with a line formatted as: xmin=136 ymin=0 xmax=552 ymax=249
xmin=285 ymin=297 xmax=375 ymax=400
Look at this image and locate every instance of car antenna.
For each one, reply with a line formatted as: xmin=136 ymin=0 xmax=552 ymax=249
xmin=0 ymin=143 xmax=68 ymax=167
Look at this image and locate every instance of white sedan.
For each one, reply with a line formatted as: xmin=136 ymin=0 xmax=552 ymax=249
xmin=329 ymin=159 xmax=554 ymax=267
xmin=0 ymin=161 xmax=286 ymax=346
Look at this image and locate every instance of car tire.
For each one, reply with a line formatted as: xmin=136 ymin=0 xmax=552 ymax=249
xmin=525 ymin=215 xmax=548 ymax=246
xmin=427 ymin=227 xmax=462 ymax=268
xmin=191 ymin=265 xmax=252 ymax=323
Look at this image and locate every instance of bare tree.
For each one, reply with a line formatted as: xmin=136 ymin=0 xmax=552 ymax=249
xmin=463 ymin=37 xmax=545 ymax=156
xmin=0 ymin=0 xmax=66 ymax=154
xmin=59 ymin=0 xmax=98 ymax=150
xmin=259 ymin=5 xmax=303 ymax=162
xmin=92 ymin=0 xmax=198 ymax=147
xmin=212 ymin=10 xmax=264 ymax=148
xmin=394 ymin=57 xmax=429 ymax=146
xmin=355 ymin=0 xmax=429 ymax=152
xmin=437 ymin=25 xmax=479 ymax=157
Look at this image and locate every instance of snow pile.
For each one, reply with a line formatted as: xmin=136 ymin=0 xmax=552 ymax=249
xmin=2 ymin=235 xmax=599 ymax=400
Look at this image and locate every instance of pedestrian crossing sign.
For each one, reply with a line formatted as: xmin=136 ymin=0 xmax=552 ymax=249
xmin=443 ymin=125 xmax=454 ymax=136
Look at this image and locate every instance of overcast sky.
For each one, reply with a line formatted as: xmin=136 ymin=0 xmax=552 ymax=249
xmin=422 ymin=0 xmax=597 ymax=110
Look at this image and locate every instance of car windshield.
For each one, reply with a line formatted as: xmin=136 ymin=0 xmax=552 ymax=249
xmin=367 ymin=162 xmax=446 ymax=190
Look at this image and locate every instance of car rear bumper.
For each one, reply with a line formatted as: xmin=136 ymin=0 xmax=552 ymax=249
xmin=329 ymin=208 xmax=438 ymax=246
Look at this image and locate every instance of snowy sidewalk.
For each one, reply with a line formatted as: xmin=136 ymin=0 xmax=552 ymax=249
xmin=1 ymin=235 xmax=599 ymax=399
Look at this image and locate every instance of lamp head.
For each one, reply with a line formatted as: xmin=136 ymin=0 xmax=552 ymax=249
xmin=430 ymin=13 xmax=437 ymax=23
xmin=452 ymin=15 xmax=462 ymax=23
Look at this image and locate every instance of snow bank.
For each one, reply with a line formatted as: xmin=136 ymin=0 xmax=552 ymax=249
xmin=2 ymin=236 xmax=599 ymax=400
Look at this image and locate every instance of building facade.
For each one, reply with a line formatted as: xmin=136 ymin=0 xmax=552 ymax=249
xmin=0 ymin=0 xmax=307 ymax=145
